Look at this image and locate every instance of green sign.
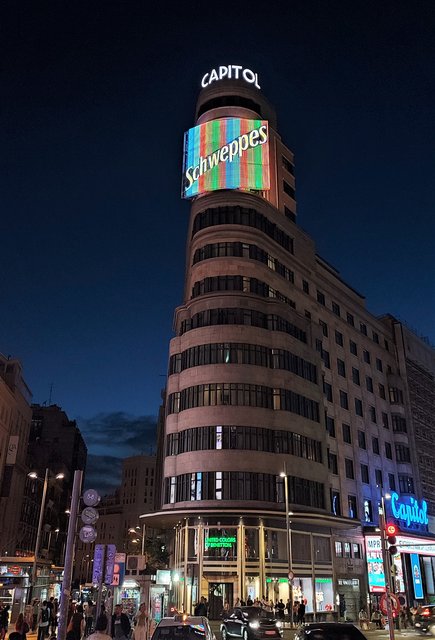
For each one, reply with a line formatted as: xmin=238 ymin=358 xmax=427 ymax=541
xmin=205 ymin=536 xmax=236 ymax=548
xmin=315 ymin=578 xmax=332 ymax=583
xmin=266 ymin=578 xmax=288 ymax=583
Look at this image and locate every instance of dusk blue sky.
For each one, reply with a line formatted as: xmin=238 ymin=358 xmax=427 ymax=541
xmin=3 ymin=2 xmax=434 ymax=491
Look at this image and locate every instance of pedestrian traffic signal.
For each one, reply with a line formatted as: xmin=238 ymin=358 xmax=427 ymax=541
xmin=386 ymin=523 xmax=398 ymax=555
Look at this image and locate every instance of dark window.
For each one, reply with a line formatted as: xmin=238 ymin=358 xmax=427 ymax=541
xmin=284 ymin=206 xmax=296 ymax=222
xmin=360 ymin=322 xmax=367 ymax=336
xmin=375 ymin=469 xmax=383 ymax=487
xmin=358 ymin=430 xmax=366 ymax=449
xmin=303 ymin=280 xmax=309 ymax=294
xmin=376 ymin=358 xmax=383 ymax=372
xmin=366 ymin=376 xmax=373 ymax=393
xmin=191 ymin=275 xmax=296 ymax=309
xmin=352 ymin=367 xmax=360 ymax=385
xmin=335 ymin=330 xmax=343 ymax=346
xmin=319 ymin=320 xmax=328 ymax=337
xmin=337 ymin=358 xmax=346 ymax=377
xmin=345 ymin=458 xmax=354 ymax=479
xmin=372 ymin=331 xmax=379 ymax=344
xmin=389 ymin=387 xmax=404 ymax=404
xmin=395 ymin=445 xmax=411 ymax=463
xmin=326 ymin=416 xmax=336 ymax=438
xmin=379 ymin=383 xmax=386 ymax=399
xmin=385 ymin=339 xmax=389 ymax=352
xmin=340 ymin=390 xmax=349 ymax=410
xmin=385 ymin=442 xmax=393 ymax=459
xmin=283 ymin=180 xmax=295 ymax=199
xmin=305 ymin=310 xmax=311 ymax=319
xmin=363 ymin=350 xmax=371 ymax=364
xmin=322 ymin=349 xmax=330 ymax=369
xmin=370 ymin=406 xmax=377 ymax=423
xmin=348 ymin=495 xmax=358 ymax=519
xmin=389 ymin=474 xmax=396 ymax=491
xmin=355 ymin=398 xmax=363 ymax=417
xmin=328 ymin=451 xmax=338 ymax=474
xmin=332 ymin=302 xmax=341 ymax=317
xmin=392 ymin=415 xmax=407 ymax=433
xmin=331 ymin=490 xmax=341 ymax=516
xmin=323 ymin=381 xmax=333 ymax=402
xmin=346 ymin=312 xmax=354 ymax=327
xmin=372 ymin=437 xmax=380 ymax=455
xmin=399 ymin=475 xmax=414 ymax=493
xmin=317 ymin=290 xmax=325 ymax=306
xmin=342 ymin=423 xmax=351 ymax=444
xmin=282 ymin=156 xmax=294 ymax=175
xmin=382 ymin=412 xmax=389 ymax=429
xmin=361 ymin=464 xmax=369 ymax=484
xmin=350 ymin=340 xmax=357 ymax=356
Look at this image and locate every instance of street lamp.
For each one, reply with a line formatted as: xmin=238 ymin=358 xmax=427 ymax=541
xmin=378 ymin=492 xmax=395 ymax=640
xmin=128 ymin=524 xmax=146 ymax=555
xmin=280 ymin=465 xmax=294 ymax=627
xmin=28 ymin=468 xmax=64 ymax=599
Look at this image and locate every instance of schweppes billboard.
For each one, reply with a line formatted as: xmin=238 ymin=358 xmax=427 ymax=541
xmin=182 ymin=117 xmax=270 ymax=199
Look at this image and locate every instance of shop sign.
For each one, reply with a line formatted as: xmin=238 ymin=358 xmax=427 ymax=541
xmin=338 ymin=579 xmax=359 ymax=587
xmin=266 ymin=578 xmax=288 ymax=583
xmin=92 ymin=544 xmax=105 ymax=584
xmin=205 ymin=536 xmax=236 ymax=548
xmin=365 ymin=536 xmax=386 ymax=592
xmin=111 ymin=553 xmax=126 ymax=586
xmin=156 ymin=570 xmax=171 ymax=585
xmin=411 ymin=554 xmax=424 ymax=599
xmin=105 ymin=544 xmax=116 ymax=585
xmin=201 ymin=66 xmax=260 ymax=89
xmin=395 ymin=535 xmax=435 ymax=556
xmin=390 ymin=492 xmax=428 ymax=529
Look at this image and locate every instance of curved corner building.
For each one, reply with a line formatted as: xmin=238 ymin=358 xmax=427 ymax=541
xmin=145 ymin=67 xmax=433 ymax=619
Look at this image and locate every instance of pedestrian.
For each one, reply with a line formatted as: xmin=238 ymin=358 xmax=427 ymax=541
xmin=47 ymin=598 xmax=55 ymax=635
xmin=85 ymin=600 xmax=95 ymax=636
xmin=37 ymin=602 xmax=50 ymax=640
xmin=371 ymin=609 xmax=382 ymax=629
xmin=277 ymin=600 xmax=285 ymax=620
xmin=52 ymin=599 xmax=59 ymax=635
xmin=194 ymin=597 xmax=207 ymax=616
xmin=293 ymin=602 xmax=299 ymax=623
xmin=16 ymin=613 xmax=30 ymax=640
xmin=67 ymin=604 xmax=85 ymax=640
xmin=132 ymin=603 xmax=149 ymax=640
xmin=297 ymin=601 xmax=306 ymax=624
xmin=111 ymin=605 xmax=131 ymax=640
xmin=32 ymin=600 xmax=40 ymax=632
xmin=358 ymin=609 xmax=367 ymax=630
xmin=87 ymin=616 xmax=111 ymax=640
xmin=246 ymin=597 xmax=253 ymax=607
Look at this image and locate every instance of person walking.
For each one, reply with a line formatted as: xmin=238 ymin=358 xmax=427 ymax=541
xmin=32 ymin=600 xmax=40 ymax=632
xmin=37 ymin=602 xmax=50 ymax=640
xmin=67 ymin=604 xmax=85 ymax=640
xmin=85 ymin=600 xmax=95 ymax=637
xmin=133 ymin=603 xmax=149 ymax=640
xmin=16 ymin=613 xmax=30 ymax=640
xmin=87 ymin=616 xmax=111 ymax=640
xmin=297 ymin=602 xmax=306 ymax=624
xmin=111 ymin=605 xmax=131 ymax=640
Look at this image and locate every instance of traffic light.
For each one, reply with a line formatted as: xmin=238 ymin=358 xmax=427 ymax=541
xmin=386 ymin=523 xmax=398 ymax=556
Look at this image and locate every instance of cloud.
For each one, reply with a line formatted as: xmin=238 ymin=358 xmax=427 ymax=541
xmin=78 ymin=412 xmax=157 ymax=458
xmin=84 ymin=454 xmax=123 ymax=496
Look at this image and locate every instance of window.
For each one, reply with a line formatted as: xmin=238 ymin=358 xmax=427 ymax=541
xmin=346 ymin=312 xmax=354 ymax=326
xmin=361 ymin=464 xmax=369 ymax=484
xmin=395 ymin=445 xmax=411 ymax=463
xmin=399 ymin=475 xmax=414 ymax=493
xmin=382 ymin=412 xmax=389 ymax=429
xmin=360 ymin=322 xmax=367 ymax=336
xmin=322 ymin=349 xmax=331 ymax=369
xmin=317 ymin=290 xmax=325 ymax=306
xmin=283 ymin=180 xmax=295 ymax=199
xmin=335 ymin=541 xmax=343 ymax=557
xmin=337 ymin=358 xmax=346 ymax=377
xmin=284 ymin=206 xmax=296 ymax=222
xmin=366 ymin=376 xmax=373 ymax=393
xmin=370 ymin=406 xmax=377 ymax=423
xmin=376 ymin=358 xmax=383 ymax=372
xmin=385 ymin=442 xmax=393 ymax=459
xmin=319 ymin=320 xmax=328 ymax=337
xmin=389 ymin=474 xmax=396 ymax=491
xmin=342 ymin=423 xmax=351 ymax=444
xmin=352 ymin=367 xmax=360 ymax=385
xmin=392 ymin=415 xmax=407 ymax=433
xmin=344 ymin=542 xmax=351 ymax=558
xmin=303 ymin=280 xmax=309 ymax=294
xmin=340 ymin=390 xmax=349 ymax=410
xmin=355 ymin=398 xmax=363 ymax=417
xmin=324 ymin=381 xmax=333 ymax=402
xmin=375 ymin=469 xmax=383 ymax=487
xmin=350 ymin=340 xmax=357 ymax=356
xmin=363 ymin=500 xmax=373 ymax=524
xmin=348 ymin=495 xmax=358 ymax=519
xmin=358 ymin=430 xmax=366 ymax=449
xmin=389 ymin=387 xmax=404 ymax=404
xmin=353 ymin=543 xmax=362 ymax=558
xmin=282 ymin=156 xmax=294 ymax=174
xmin=335 ymin=330 xmax=343 ymax=346
xmin=332 ymin=302 xmax=341 ymax=317
xmin=326 ymin=416 xmax=336 ymax=437
xmin=372 ymin=437 xmax=380 ymax=455
xmin=372 ymin=331 xmax=379 ymax=344
xmin=345 ymin=458 xmax=355 ymax=479
xmin=331 ymin=490 xmax=341 ymax=515
xmin=385 ymin=339 xmax=389 ymax=352
xmin=305 ymin=310 xmax=311 ymax=319
xmin=363 ymin=349 xmax=371 ymax=364
xmin=328 ymin=451 xmax=338 ymax=474
xmin=379 ymin=383 xmax=386 ymax=399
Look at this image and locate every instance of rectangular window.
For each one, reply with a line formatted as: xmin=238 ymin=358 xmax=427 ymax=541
xmin=399 ymin=475 xmax=414 ymax=493
xmin=372 ymin=331 xmax=379 ymax=344
xmin=355 ymin=398 xmax=363 ymax=417
xmin=282 ymin=156 xmax=294 ymax=175
xmin=335 ymin=330 xmax=343 ymax=346
xmin=361 ymin=464 xmax=369 ymax=484
xmin=340 ymin=390 xmax=349 ymax=410
xmin=348 ymin=495 xmax=358 ymax=519
xmin=376 ymin=357 xmax=383 ymax=372
xmin=337 ymin=358 xmax=346 ymax=377
xmin=372 ymin=437 xmax=380 ymax=455
xmin=358 ymin=430 xmax=366 ymax=449
xmin=382 ymin=412 xmax=389 ymax=429
xmin=305 ymin=310 xmax=311 ymax=319
xmin=379 ymin=383 xmax=386 ymax=399
xmin=375 ymin=469 xmax=383 ymax=487
xmin=350 ymin=340 xmax=357 ymax=356
xmin=331 ymin=490 xmax=341 ymax=515
xmin=328 ymin=451 xmax=338 ymax=474
xmin=389 ymin=473 xmax=396 ymax=491
xmin=284 ymin=206 xmax=296 ymax=222
xmin=396 ymin=445 xmax=411 ymax=463
xmin=363 ymin=499 xmax=373 ymax=523
xmin=335 ymin=541 xmax=343 ymax=557
xmin=353 ymin=543 xmax=362 ymax=558
xmin=324 ymin=381 xmax=333 ymax=402
xmin=370 ymin=406 xmax=377 ymax=423
xmin=360 ymin=322 xmax=367 ymax=336
xmin=345 ymin=458 xmax=354 ymax=479
xmin=319 ymin=320 xmax=328 ymax=336
xmin=332 ymin=301 xmax=341 ymax=317
xmin=366 ymin=376 xmax=373 ymax=393
xmin=344 ymin=542 xmax=351 ymax=558
xmin=326 ymin=416 xmax=336 ymax=437
xmin=283 ymin=180 xmax=295 ymax=199
xmin=352 ymin=367 xmax=360 ymax=385
xmin=317 ymin=290 xmax=326 ymax=306
xmin=385 ymin=339 xmax=389 ymax=352
xmin=322 ymin=349 xmax=331 ymax=369
xmin=346 ymin=312 xmax=354 ymax=326
xmin=385 ymin=442 xmax=393 ymax=459
xmin=342 ymin=423 xmax=351 ymax=444
xmin=302 ymin=280 xmax=309 ymax=294
xmin=363 ymin=350 xmax=371 ymax=364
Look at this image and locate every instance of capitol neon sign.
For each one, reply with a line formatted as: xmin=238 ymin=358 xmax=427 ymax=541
xmin=390 ymin=492 xmax=428 ymax=528
xmin=201 ymin=65 xmax=260 ymax=89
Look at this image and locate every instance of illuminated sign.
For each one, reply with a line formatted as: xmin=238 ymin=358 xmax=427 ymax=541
xmin=365 ymin=536 xmax=386 ymax=592
xmin=205 ymin=536 xmax=236 ymax=549
xmin=386 ymin=523 xmax=398 ymax=536
xmin=390 ymin=492 xmax=428 ymax=528
xmin=201 ymin=66 xmax=260 ymax=89
xmin=411 ymin=553 xmax=424 ymax=599
xmin=182 ymin=118 xmax=270 ymax=198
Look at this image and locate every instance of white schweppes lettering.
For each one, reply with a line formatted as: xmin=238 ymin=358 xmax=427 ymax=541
xmin=185 ymin=124 xmax=268 ymax=191
xmin=201 ymin=65 xmax=260 ymax=89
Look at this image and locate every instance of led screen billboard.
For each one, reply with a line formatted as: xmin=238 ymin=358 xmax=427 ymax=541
xmin=182 ymin=118 xmax=270 ymax=198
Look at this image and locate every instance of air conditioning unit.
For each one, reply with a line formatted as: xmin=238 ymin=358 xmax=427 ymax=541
xmin=127 ymin=555 xmax=146 ymax=572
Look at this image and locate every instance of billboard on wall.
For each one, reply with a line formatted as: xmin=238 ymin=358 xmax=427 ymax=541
xmin=366 ymin=536 xmax=386 ymax=592
xmin=182 ymin=118 xmax=270 ymax=198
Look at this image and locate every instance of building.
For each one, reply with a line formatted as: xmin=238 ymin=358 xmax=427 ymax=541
xmin=142 ymin=66 xmax=435 ymax=619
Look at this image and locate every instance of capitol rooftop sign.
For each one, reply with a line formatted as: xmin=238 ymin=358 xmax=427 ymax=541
xmin=389 ymin=492 xmax=428 ymax=530
xmin=201 ymin=65 xmax=260 ymax=89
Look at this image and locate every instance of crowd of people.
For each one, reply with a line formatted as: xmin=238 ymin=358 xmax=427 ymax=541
xmin=359 ymin=604 xmax=423 ymax=630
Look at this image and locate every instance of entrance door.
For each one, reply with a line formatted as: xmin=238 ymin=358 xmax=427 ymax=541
xmin=208 ymin=583 xmax=234 ymax=619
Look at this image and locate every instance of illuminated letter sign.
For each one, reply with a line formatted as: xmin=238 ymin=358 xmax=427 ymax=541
xmin=205 ymin=536 xmax=236 ymax=549
xmin=201 ymin=65 xmax=260 ymax=89
xmin=182 ymin=118 xmax=270 ymax=198
xmin=390 ymin=492 xmax=428 ymax=528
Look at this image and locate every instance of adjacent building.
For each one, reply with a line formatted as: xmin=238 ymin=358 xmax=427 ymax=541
xmin=143 ymin=67 xmax=435 ymax=619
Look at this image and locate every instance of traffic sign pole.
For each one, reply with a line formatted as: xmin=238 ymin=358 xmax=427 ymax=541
xmin=379 ymin=497 xmax=395 ymax=640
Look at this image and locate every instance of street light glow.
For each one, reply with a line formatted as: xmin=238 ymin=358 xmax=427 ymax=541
xmin=28 ymin=471 xmax=38 ymax=479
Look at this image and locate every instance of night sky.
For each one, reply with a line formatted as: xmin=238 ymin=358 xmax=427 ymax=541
xmin=3 ymin=1 xmax=435 ymax=492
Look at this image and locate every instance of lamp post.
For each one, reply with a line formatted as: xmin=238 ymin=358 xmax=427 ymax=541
xmin=280 ymin=465 xmax=294 ymax=627
xmin=28 ymin=468 xmax=64 ymax=600
xmin=378 ymin=493 xmax=395 ymax=640
xmin=128 ymin=524 xmax=146 ymax=556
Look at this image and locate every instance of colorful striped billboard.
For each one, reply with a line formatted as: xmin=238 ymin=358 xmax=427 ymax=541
xmin=182 ymin=117 xmax=270 ymax=199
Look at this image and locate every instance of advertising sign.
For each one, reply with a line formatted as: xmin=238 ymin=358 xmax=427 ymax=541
xmin=182 ymin=118 xmax=270 ymax=198
xmin=105 ymin=544 xmax=116 ymax=585
xmin=205 ymin=536 xmax=236 ymax=549
xmin=92 ymin=544 xmax=105 ymax=584
xmin=111 ymin=552 xmax=126 ymax=586
xmin=389 ymin=492 xmax=428 ymax=530
xmin=365 ymin=536 xmax=386 ymax=592
xmin=411 ymin=553 xmax=424 ymax=599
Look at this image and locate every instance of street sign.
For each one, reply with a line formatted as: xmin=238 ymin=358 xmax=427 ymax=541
xmin=83 ymin=489 xmax=101 ymax=507
xmin=380 ymin=592 xmax=400 ymax=615
xmin=81 ymin=506 xmax=99 ymax=525
xmin=79 ymin=525 xmax=97 ymax=543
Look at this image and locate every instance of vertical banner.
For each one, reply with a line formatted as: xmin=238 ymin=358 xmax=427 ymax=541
xmin=411 ymin=553 xmax=424 ymax=599
xmin=105 ymin=544 xmax=116 ymax=585
xmin=92 ymin=544 xmax=105 ymax=584
xmin=111 ymin=552 xmax=126 ymax=586
xmin=365 ymin=536 xmax=386 ymax=592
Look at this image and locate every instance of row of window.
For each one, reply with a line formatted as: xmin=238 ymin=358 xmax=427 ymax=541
xmin=326 ymin=413 xmax=404 ymax=442
xmin=167 ymin=383 xmax=320 ymax=422
xmin=192 ymin=206 xmax=294 ymax=255
xmin=164 ymin=471 xmax=325 ymax=509
xmin=331 ymin=478 xmax=414 ymax=521
xmin=316 ymin=337 xmax=386 ymax=373
xmin=335 ymin=541 xmax=362 ymax=559
xmin=169 ymin=343 xmax=317 ymax=383
xmin=178 ymin=307 xmax=307 ymax=343
xmin=166 ymin=425 xmax=323 ymax=462
xmin=191 ymin=275 xmax=296 ymax=309
xmin=341 ymin=445 xmax=411 ymax=481
xmin=192 ymin=242 xmax=295 ymax=283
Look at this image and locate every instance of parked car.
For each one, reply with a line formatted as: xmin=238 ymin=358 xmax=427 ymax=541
xmin=151 ymin=614 xmax=216 ymax=640
xmin=220 ymin=606 xmax=283 ymax=640
xmin=294 ymin=623 xmax=368 ymax=640
xmin=415 ymin=605 xmax=435 ymax=635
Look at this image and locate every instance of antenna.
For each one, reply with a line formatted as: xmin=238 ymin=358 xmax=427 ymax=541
xmin=48 ymin=383 xmax=54 ymax=405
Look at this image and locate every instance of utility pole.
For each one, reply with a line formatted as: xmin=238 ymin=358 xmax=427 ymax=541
xmin=378 ymin=497 xmax=395 ymax=640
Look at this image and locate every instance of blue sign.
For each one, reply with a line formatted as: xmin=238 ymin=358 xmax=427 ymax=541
xmin=390 ymin=493 xmax=428 ymax=528
xmin=411 ymin=553 xmax=424 ymax=599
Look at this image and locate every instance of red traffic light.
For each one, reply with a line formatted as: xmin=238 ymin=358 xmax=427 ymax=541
xmin=386 ymin=523 xmax=398 ymax=536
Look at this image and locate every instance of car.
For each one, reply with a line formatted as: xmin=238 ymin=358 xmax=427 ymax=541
xmin=151 ymin=614 xmax=216 ymax=640
xmin=220 ymin=606 xmax=283 ymax=640
xmin=293 ymin=622 xmax=368 ymax=640
xmin=415 ymin=605 xmax=435 ymax=635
